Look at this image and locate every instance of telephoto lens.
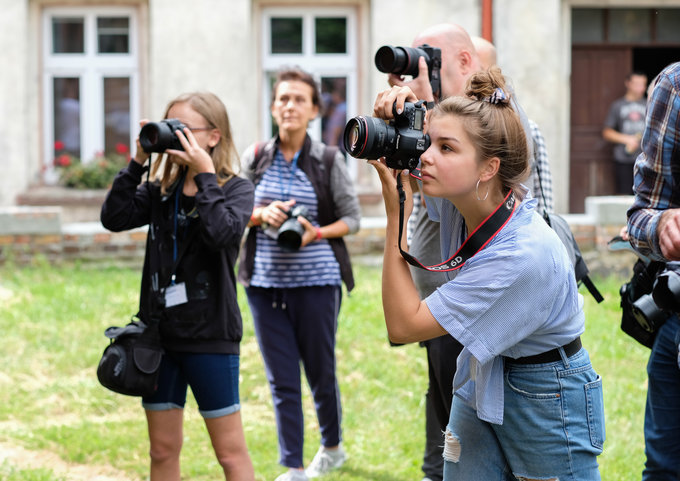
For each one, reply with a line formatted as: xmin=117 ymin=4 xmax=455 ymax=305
xmin=139 ymin=118 xmax=187 ymax=153
xmin=343 ymin=101 xmax=429 ymax=171
xmin=343 ymin=116 xmax=397 ymax=161
xmin=375 ymin=46 xmax=423 ymax=77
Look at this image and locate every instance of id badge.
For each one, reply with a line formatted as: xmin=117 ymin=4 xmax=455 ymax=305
xmin=165 ymin=282 xmax=188 ymax=307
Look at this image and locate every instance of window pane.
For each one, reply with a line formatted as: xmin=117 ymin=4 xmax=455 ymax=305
xmin=315 ymin=17 xmax=346 ymax=54
xmin=609 ymin=9 xmax=651 ymax=43
xmin=321 ymin=77 xmax=347 ymax=152
xmin=98 ymin=16 xmax=129 ymax=53
xmin=52 ymin=17 xmax=84 ymax=53
xmin=53 ymin=78 xmax=81 ymax=162
xmin=104 ymin=77 xmax=131 ymax=156
xmin=271 ymin=17 xmax=302 ymax=54
xmin=656 ymin=9 xmax=680 ymax=43
xmin=572 ymin=9 xmax=604 ymax=44
xmin=267 ymin=73 xmax=279 ymax=137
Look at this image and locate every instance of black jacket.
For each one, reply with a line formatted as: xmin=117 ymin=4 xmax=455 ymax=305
xmin=101 ymin=160 xmax=254 ymax=354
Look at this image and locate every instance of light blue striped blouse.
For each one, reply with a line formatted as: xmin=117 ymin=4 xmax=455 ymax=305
xmin=251 ymin=150 xmax=341 ymax=288
xmin=424 ymin=191 xmax=585 ymax=424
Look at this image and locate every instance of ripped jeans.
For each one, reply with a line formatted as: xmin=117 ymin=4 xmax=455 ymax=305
xmin=443 ymin=348 xmax=604 ymax=481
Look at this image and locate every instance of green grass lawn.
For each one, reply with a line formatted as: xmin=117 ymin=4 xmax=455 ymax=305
xmin=0 ymin=260 xmax=649 ymax=480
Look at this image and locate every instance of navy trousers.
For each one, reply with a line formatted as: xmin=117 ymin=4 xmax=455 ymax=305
xmin=246 ymin=285 xmax=343 ymax=468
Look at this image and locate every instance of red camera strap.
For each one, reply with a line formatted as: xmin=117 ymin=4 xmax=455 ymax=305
xmin=397 ymin=173 xmax=517 ymax=272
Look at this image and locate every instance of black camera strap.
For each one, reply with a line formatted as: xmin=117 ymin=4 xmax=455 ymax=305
xmin=396 ymin=173 xmax=517 ymax=272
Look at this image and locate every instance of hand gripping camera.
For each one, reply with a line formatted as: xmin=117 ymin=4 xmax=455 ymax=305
xmin=139 ymin=119 xmax=187 ymax=153
xmin=374 ymin=44 xmax=442 ymax=99
xmin=277 ymin=205 xmax=310 ymax=253
xmin=342 ymin=101 xmax=430 ymax=171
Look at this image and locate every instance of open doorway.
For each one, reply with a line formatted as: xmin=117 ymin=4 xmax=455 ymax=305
xmin=633 ymin=47 xmax=680 ymax=85
xmin=569 ymin=7 xmax=680 ymax=212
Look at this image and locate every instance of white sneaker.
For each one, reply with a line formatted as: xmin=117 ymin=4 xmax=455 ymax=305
xmin=305 ymin=445 xmax=347 ymax=478
xmin=274 ymin=469 xmax=309 ymax=481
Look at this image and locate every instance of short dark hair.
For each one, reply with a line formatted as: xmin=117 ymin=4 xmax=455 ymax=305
xmin=271 ymin=67 xmax=322 ymax=108
xmin=626 ymin=71 xmax=648 ymax=81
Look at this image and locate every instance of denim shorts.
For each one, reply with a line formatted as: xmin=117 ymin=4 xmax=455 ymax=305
xmin=142 ymin=351 xmax=241 ymax=419
xmin=444 ymin=348 xmax=605 ymax=481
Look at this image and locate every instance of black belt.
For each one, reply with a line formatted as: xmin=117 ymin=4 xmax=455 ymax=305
xmin=506 ymin=337 xmax=582 ymax=365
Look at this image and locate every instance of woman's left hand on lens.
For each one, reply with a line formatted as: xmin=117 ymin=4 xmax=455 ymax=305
xmin=297 ymin=216 xmax=319 ymax=248
xmin=167 ymin=127 xmax=216 ymax=174
xmin=373 ymin=86 xmax=419 ymax=121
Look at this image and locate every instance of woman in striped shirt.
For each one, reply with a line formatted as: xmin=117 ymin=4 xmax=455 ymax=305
xmin=238 ymin=68 xmax=361 ymax=481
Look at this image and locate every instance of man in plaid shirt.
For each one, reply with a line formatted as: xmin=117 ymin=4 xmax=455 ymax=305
xmin=627 ymin=61 xmax=680 ymax=481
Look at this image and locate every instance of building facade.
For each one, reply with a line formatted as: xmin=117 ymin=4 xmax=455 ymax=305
xmin=2 ymin=0 xmax=679 ymax=213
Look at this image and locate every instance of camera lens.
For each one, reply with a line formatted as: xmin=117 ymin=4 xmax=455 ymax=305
xmin=375 ymin=46 xmax=424 ymax=77
xmin=139 ymin=119 xmax=185 ymax=153
xmin=343 ymin=116 xmax=395 ymax=160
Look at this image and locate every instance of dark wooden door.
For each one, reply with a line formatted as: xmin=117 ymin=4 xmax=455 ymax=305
xmin=570 ymin=47 xmax=631 ymax=212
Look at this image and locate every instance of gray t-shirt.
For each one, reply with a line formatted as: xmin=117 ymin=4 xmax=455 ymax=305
xmin=604 ymin=97 xmax=646 ymax=163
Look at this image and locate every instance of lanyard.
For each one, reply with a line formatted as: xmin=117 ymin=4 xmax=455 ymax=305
xmin=278 ymin=150 xmax=300 ymax=201
xmin=397 ymin=170 xmax=517 ymax=272
xmin=172 ymin=170 xmax=188 ymax=284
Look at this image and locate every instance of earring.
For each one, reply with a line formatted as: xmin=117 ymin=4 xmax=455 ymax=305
xmin=476 ymin=178 xmax=489 ymax=201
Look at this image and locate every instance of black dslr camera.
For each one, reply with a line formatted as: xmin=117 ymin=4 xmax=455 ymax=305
xmin=343 ymin=101 xmax=430 ymax=171
xmin=277 ymin=205 xmax=310 ymax=253
xmin=375 ymin=44 xmax=442 ymax=99
xmin=139 ymin=119 xmax=187 ymax=153
xmin=620 ymin=260 xmax=680 ymax=347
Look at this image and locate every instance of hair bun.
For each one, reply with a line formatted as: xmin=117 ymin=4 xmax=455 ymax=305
xmin=465 ymin=66 xmax=510 ymax=105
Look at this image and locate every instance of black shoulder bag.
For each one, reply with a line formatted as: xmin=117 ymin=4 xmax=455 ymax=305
xmin=533 ymin=156 xmax=604 ymax=303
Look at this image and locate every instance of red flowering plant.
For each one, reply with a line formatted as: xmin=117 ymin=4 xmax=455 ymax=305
xmin=58 ymin=142 xmax=131 ymax=189
xmin=53 ymin=140 xmax=78 ymax=169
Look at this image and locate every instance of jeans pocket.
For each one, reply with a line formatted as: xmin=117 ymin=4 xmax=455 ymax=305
xmin=584 ymin=375 xmax=606 ymax=450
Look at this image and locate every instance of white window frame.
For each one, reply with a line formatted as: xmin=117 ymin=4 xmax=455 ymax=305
xmin=42 ymin=6 xmax=139 ymax=179
xmin=261 ymin=6 xmax=358 ymax=177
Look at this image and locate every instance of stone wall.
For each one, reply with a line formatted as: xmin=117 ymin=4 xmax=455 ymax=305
xmin=0 ymin=196 xmax=640 ymax=279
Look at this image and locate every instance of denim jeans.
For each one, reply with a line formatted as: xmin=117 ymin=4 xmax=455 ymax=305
xmin=443 ymin=348 xmax=604 ymax=481
xmin=642 ymin=314 xmax=680 ymax=481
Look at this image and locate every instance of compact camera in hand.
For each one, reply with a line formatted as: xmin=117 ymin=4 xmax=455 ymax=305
xmin=139 ymin=119 xmax=187 ymax=153
xmin=277 ymin=205 xmax=310 ymax=252
xmin=343 ymin=101 xmax=430 ymax=171
xmin=374 ymin=44 xmax=442 ymax=99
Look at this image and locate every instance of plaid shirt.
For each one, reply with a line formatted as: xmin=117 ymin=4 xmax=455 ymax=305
xmin=529 ymin=119 xmax=554 ymax=214
xmin=627 ymin=62 xmax=680 ymax=260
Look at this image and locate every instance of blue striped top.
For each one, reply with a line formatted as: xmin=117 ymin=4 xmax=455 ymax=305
xmin=251 ymin=150 xmax=341 ymax=288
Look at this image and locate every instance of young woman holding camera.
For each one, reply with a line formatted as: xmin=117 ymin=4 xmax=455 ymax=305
xmin=369 ymin=68 xmax=604 ymax=480
xmin=238 ymin=68 xmax=360 ymax=481
xmin=100 ymin=92 xmax=255 ymax=481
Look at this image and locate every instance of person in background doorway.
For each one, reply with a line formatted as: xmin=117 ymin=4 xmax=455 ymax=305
xmin=603 ymin=71 xmax=648 ymax=195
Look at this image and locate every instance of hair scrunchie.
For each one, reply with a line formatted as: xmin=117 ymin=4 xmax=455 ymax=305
xmin=484 ymin=87 xmax=509 ymax=105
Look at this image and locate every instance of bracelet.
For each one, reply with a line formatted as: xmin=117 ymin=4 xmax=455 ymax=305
xmin=315 ymin=227 xmax=323 ymax=241
xmin=250 ymin=209 xmax=262 ymax=226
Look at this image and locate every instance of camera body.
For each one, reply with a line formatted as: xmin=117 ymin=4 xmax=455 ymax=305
xmin=277 ymin=205 xmax=310 ymax=252
xmin=343 ymin=101 xmax=430 ymax=171
xmin=375 ymin=44 xmax=442 ymax=99
xmin=624 ymin=261 xmax=680 ymax=336
xmin=139 ymin=118 xmax=186 ymax=153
